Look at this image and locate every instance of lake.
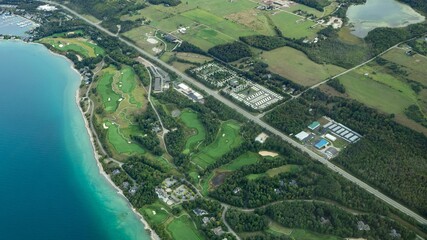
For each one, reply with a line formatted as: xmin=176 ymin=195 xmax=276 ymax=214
xmin=346 ymin=0 xmax=425 ymax=38
xmin=0 ymin=14 xmax=38 ymax=37
xmin=0 ymin=40 xmax=151 ymax=240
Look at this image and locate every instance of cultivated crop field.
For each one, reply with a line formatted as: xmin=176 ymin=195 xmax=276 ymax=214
xmin=261 ymin=46 xmax=344 ymax=86
xmin=192 ymin=121 xmax=242 ymax=169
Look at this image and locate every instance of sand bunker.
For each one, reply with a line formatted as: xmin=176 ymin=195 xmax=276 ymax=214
xmin=258 ymin=151 xmax=278 ymax=157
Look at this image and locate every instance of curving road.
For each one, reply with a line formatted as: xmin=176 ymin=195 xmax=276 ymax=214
xmin=42 ymin=0 xmax=427 ymax=226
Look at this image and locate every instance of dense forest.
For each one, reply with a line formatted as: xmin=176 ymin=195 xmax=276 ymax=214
xmin=208 ymin=42 xmax=252 ymax=62
xmin=263 ymin=201 xmax=416 ymax=239
xmin=239 ymin=35 xmax=288 ymax=51
xmin=175 ymin=41 xmax=207 ymax=55
xmin=147 ymin=0 xmax=181 ymax=6
xmin=293 ymin=0 xmax=329 ymax=11
xmin=264 ymin=89 xmax=427 ymax=217
xmin=64 ymin=0 xmax=146 ymax=20
xmin=398 ymin=0 xmax=427 ymax=15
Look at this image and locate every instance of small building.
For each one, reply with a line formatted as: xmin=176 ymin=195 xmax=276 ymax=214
xmin=193 ymin=208 xmax=208 ymax=216
xmin=212 ymin=226 xmax=225 ymax=236
xmin=325 ymin=133 xmax=337 ymax=142
xmin=154 ymin=77 xmax=162 ymax=92
xmin=164 ymin=34 xmax=177 ymax=43
xmin=295 ymin=131 xmax=309 ymax=141
xmin=325 ymin=147 xmax=338 ymax=158
xmin=308 ymin=121 xmax=320 ymax=130
xmin=314 ymin=138 xmax=329 ymax=149
xmin=255 ymin=132 xmax=269 ymax=144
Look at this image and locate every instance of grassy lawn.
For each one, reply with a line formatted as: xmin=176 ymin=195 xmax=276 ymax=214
xmin=267 ymin=221 xmax=293 ymax=236
xmin=246 ymin=164 xmax=300 ymax=180
xmin=97 ymin=68 xmax=121 ymax=112
xmin=39 ymin=37 xmax=104 ymax=58
xmin=105 ymin=121 xmax=145 ymax=155
xmin=270 ymin=12 xmax=321 ymax=39
xmin=180 ymin=25 xmax=235 ymax=51
xmin=287 ymin=3 xmax=323 ymax=18
xmin=220 ymin=152 xmax=260 ymax=171
xmin=261 ymin=46 xmax=345 ymax=86
xmin=381 ymin=48 xmax=427 ymax=86
xmin=266 ymin=165 xmax=300 ymax=177
xmin=290 ymin=229 xmax=341 ymax=240
xmin=140 ymin=201 xmax=170 ymax=225
xmin=192 ymin=121 xmax=242 ymax=169
xmin=166 ymin=215 xmax=204 ymax=240
xmin=200 ymin=171 xmax=215 ymax=196
xmin=118 ymin=66 xmax=137 ymax=94
xmin=180 ymin=110 xmax=206 ymax=154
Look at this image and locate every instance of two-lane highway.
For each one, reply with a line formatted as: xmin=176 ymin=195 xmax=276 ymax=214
xmin=42 ymin=0 xmax=427 ymax=225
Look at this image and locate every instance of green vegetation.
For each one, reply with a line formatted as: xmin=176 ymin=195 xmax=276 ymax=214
xmin=141 ymin=201 xmax=170 ymax=225
xmin=97 ymin=68 xmax=121 ymax=112
xmin=180 ymin=110 xmax=206 ymax=153
xmin=208 ymin=42 xmax=252 ymax=62
xmin=192 ymin=121 xmax=242 ymax=169
xmin=105 ymin=121 xmax=145 ymax=154
xmin=39 ymin=37 xmax=105 ymax=58
xmin=166 ymin=215 xmax=203 ymax=240
xmin=270 ymin=12 xmax=320 ymax=39
xmin=220 ymin=152 xmax=260 ymax=171
xmin=261 ymin=46 xmax=344 ymax=86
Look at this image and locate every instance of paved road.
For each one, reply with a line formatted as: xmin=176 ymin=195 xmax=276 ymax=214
xmin=44 ymin=0 xmax=427 ymax=225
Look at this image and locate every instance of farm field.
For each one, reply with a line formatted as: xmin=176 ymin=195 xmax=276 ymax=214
xmin=175 ymin=52 xmax=212 ymax=64
xmin=180 ymin=110 xmax=206 ymax=154
xmin=270 ymin=12 xmax=321 ymax=39
xmin=225 ymin=9 xmax=276 ymax=36
xmin=192 ymin=121 xmax=242 ymax=169
xmin=287 ymin=3 xmax=324 ymax=18
xmin=261 ymin=46 xmax=345 ymax=86
xmin=220 ymin=152 xmax=260 ymax=171
xmin=381 ymin=48 xmax=427 ymax=86
xmin=39 ymin=37 xmax=104 ymax=58
xmin=166 ymin=215 xmax=204 ymax=240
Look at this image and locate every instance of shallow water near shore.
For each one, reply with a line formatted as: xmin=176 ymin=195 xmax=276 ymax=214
xmin=0 ymin=40 xmax=150 ymax=240
xmin=347 ymin=0 xmax=425 ymax=38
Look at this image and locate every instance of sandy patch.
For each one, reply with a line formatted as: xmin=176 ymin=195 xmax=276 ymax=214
xmin=259 ymin=151 xmax=278 ymax=157
xmin=152 ymin=47 xmax=162 ymax=53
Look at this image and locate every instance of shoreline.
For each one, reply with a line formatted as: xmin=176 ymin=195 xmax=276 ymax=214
xmin=1 ymin=40 xmax=159 ymax=240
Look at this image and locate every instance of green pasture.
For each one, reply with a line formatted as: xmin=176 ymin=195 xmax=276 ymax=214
xmin=381 ymin=48 xmax=427 ymax=86
xmin=270 ymin=12 xmax=320 ymax=39
xmin=339 ymin=72 xmax=412 ymax=114
xmin=180 ymin=110 xmax=206 ymax=154
xmin=192 ymin=121 xmax=242 ymax=169
xmin=261 ymin=46 xmax=344 ymax=86
xmin=287 ymin=3 xmax=323 ymax=17
xmin=140 ymin=201 xmax=170 ymax=225
xmin=166 ymin=215 xmax=204 ymax=240
xmin=180 ymin=25 xmax=234 ymax=51
xmin=40 ymin=37 xmax=104 ymax=58
xmin=97 ymin=68 xmax=121 ymax=112
xmin=220 ymin=152 xmax=260 ymax=171
xmin=105 ymin=121 xmax=145 ymax=154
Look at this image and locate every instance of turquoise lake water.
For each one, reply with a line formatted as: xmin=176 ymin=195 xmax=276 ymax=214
xmin=0 ymin=40 xmax=150 ymax=240
xmin=347 ymin=0 xmax=425 ymax=38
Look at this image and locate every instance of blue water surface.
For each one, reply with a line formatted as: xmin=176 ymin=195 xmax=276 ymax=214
xmin=0 ymin=41 xmax=150 ymax=240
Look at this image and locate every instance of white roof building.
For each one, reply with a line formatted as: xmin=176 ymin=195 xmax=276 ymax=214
xmin=255 ymin=132 xmax=269 ymax=144
xmin=325 ymin=133 xmax=337 ymax=142
xmin=295 ymin=131 xmax=309 ymax=141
